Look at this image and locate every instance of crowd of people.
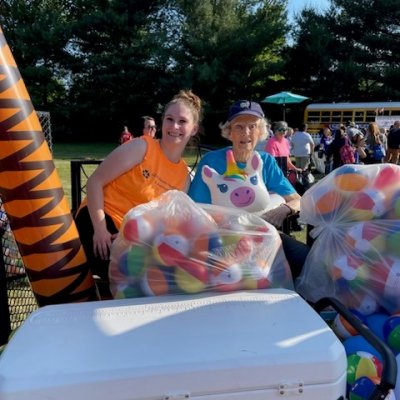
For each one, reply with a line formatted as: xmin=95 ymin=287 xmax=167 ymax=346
xmin=76 ymin=90 xmax=400 ymax=299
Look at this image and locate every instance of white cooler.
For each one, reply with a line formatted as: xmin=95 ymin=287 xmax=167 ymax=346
xmin=0 ymin=289 xmax=347 ymax=399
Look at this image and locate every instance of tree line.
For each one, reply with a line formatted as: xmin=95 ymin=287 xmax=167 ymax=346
xmin=1 ymin=0 xmax=399 ymax=143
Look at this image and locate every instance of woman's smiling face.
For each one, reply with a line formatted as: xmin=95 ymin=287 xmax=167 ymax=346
xmin=162 ymin=102 xmax=198 ymax=145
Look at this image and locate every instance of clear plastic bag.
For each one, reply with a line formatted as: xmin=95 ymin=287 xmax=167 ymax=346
xmin=296 ymin=164 xmax=400 ymax=314
xmin=109 ymin=190 xmax=293 ymax=299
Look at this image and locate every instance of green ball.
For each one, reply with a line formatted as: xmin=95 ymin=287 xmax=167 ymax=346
xmin=118 ymin=246 xmax=148 ymax=277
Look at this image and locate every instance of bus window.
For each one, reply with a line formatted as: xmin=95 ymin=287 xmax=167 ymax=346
xmin=307 ymin=111 xmax=320 ymax=123
xmin=354 ymin=111 xmax=364 ymax=123
xmin=321 ymin=111 xmax=330 ymax=122
xmin=332 ymin=111 xmax=342 ymax=123
xmin=342 ymin=111 xmax=353 ymax=122
xmin=366 ymin=111 xmax=376 ymax=122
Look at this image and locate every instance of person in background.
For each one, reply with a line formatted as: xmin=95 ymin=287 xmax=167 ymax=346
xmin=75 ymin=90 xmax=203 ymax=295
xmin=319 ymin=127 xmax=333 ymax=174
xmin=142 ymin=115 xmax=157 ymax=138
xmin=349 ymin=131 xmax=367 ymax=164
xmin=265 ymin=121 xmax=301 ymax=177
xmin=290 ymin=123 xmax=315 ymax=170
xmin=326 ymin=125 xmax=347 ymax=170
xmin=188 ymin=100 xmax=310 ymax=279
xmin=285 ymin=127 xmax=294 ymax=154
xmin=364 ymin=121 xmax=386 ymax=164
xmin=385 ymin=120 xmax=400 ymax=164
xmin=119 ymin=126 xmax=133 ymax=144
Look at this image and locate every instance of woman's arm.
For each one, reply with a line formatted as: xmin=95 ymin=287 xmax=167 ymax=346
xmin=86 ymin=138 xmax=147 ymax=259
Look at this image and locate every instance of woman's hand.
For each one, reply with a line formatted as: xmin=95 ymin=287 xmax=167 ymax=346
xmin=93 ymin=227 xmax=117 ymax=260
xmin=262 ymin=204 xmax=293 ymax=229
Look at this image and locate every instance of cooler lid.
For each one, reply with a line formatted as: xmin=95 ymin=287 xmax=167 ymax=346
xmin=0 ymin=289 xmax=346 ymax=399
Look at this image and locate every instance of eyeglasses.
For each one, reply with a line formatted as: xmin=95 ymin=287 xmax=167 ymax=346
xmin=145 ymin=125 xmax=157 ymax=130
xmin=276 ymin=128 xmax=287 ymax=132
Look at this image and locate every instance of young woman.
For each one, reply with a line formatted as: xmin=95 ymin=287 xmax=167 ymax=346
xmin=75 ymin=90 xmax=202 ymax=289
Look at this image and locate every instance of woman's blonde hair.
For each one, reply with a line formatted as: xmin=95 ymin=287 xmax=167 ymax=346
xmin=163 ymin=89 xmax=203 ymax=125
xmin=219 ymin=117 xmax=268 ymax=141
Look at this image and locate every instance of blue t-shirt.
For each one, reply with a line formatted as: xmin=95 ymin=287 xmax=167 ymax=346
xmin=188 ymin=147 xmax=296 ymax=204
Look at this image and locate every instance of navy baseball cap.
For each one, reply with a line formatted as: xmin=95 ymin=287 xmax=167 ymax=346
xmin=227 ymin=100 xmax=265 ymax=122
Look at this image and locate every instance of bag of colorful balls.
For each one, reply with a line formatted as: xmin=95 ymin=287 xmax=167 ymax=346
xmin=296 ymin=164 xmax=400 ymax=315
xmin=108 ymin=190 xmax=293 ymax=299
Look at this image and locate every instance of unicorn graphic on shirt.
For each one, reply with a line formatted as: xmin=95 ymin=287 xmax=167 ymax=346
xmin=201 ymin=150 xmax=284 ymax=215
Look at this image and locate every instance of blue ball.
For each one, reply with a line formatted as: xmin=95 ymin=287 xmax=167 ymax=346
xmin=365 ymin=313 xmax=390 ymax=341
xmin=343 ymin=335 xmax=382 ymax=362
xmin=349 ymin=376 xmax=376 ymax=400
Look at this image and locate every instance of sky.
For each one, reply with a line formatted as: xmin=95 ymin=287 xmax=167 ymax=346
xmin=287 ymin=0 xmax=331 ymax=21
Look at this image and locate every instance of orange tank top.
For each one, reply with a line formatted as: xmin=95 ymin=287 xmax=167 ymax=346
xmin=81 ymin=136 xmax=189 ymax=229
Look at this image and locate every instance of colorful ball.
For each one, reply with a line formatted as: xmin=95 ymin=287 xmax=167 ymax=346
xmin=334 ymin=166 xmax=369 ymax=192
xmin=365 ymin=312 xmax=390 ymax=341
xmin=387 ymin=230 xmax=400 ymax=258
xmin=153 ymin=233 xmax=190 ymax=266
xmin=383 ymin=314 xmax=400 ymax=354
xmin=351 ymin=294 xmax=378 ymax=316
xmin=140 ymin=266 xmax=171 ymax=296
xmin=330 ymin=255 xmax=369 ymax=291
xmin=175 ymin=259 xmax=209 ymax=293
xmin=122 ymin=215 xmax=154 ymax=244
xmin=343 ymin=336 xmax=382 ymax=361
xmin=373 ymin=165 xmax=400 ymax=191
xmin=346 ymin=351 xmax=383 ymax=386
xmin=312 ymin=186 xmax=344 ymax=218
xmin=113 ymin=283 xmax=143 ymax=299
xmin=371 ymin=257 xmax=400 ymax=298
xmin=241 ymin=263 xmax=272 ymax=290
xmin=210 ymin=261 xmax=242 ymax=292
xmin=348 ymin=189 xmax=386 ymax=221
xmin=118 ymin=246 xmax=148 ymax=278
xmin=349 ymin=376 xmax=380 ymax=400
xmin=332 ymin=312 xmax=361 ymax=340
xmin=345 ymin=222 xmax=386 ymax=255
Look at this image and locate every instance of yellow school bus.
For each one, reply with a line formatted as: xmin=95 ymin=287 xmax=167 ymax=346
xmin=304 ymin=102 xmax=400 ymax=134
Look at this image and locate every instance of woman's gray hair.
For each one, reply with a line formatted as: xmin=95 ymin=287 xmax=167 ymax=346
xmin=273 ymin=121 xmax=288 ymax=132
xmin=219 ymin=117 xmax=268 ymax=141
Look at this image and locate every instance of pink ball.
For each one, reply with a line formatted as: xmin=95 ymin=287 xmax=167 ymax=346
xmin=373 ymin=165 xmax=400 ymax=190
xmin=345 ymin=222 xmax=386 ymax=255
xmin=371 ymin=257 xmax=400 ymax=298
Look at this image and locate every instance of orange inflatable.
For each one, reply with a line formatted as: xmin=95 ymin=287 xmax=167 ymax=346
xmin=0 ymin=27 xmax=97 ymax=306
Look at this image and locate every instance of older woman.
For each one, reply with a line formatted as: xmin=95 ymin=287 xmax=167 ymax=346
xmin=188 ymin=100 xmax=309 ymax=278
xmin=265 ymin=121 xmax=300 ymax=176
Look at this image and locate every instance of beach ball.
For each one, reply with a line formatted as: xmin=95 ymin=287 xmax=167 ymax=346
xmin=383 ymin=314 xmax=400 ymax=354
xmin=311 ymin=185 xmax=344 ymax=218
xmin=241 ymin=263 xmax=272 ymax=290
xmin=122 ymin=215 xmax=154 ymax=244
xmin=349 ymin=376 xmax=380 ymax=400
xmin=113 ymin=283 xmax=143 ymax=299
xmin=373 ymin=164 xmax=400 ymax=191
xmin=208 ymin=232 xmax=224 ymax=254
xmin=118 ymin=245 xmax=148 ymax=278
xmin=175 ymin=259 xmax=209 ymax=293
xmin=332 ymin=311 xmax=363 ymax=340
xmin=347 ymin=351 xmax=383 ymax=386
xmin=387 ymin=230 xmax=400 ymax=258
xmin=140 ymin=266 xmax=171 ymax=296
xmin=348 ymin=189 xmax=386 ymax=221
xmin=352 ymin=294 xmax=379 ymax=316
xmin=344 ymin=336 xmax=382 ymax=361
xmin=210 ymin=261 xmax=242 ymax=292
xmin=334 ymin=166 xmax=369 ymax=192
xmin=153 ymin=233 xmax=190 ymax=266
xmin=229 ymin=236 xmax=254 ymax=262
xmin=330 ymin=255 xmax=369 ymax=291
xmin=345 ymin=222 xmax=386 ymax=255
xmin=365 ymin=313 xmax=390 ymax=341
xmin=371 ymin=257 xmax=400 ymax=298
